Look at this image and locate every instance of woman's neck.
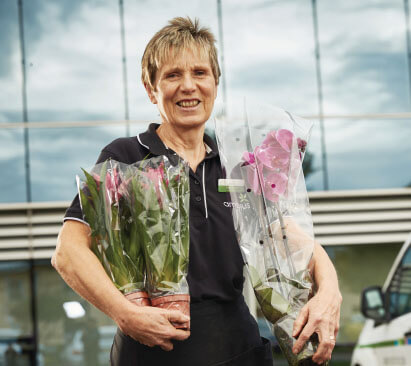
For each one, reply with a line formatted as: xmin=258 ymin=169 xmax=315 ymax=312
xmin=156 ymin=123 xmax=206 ymax=172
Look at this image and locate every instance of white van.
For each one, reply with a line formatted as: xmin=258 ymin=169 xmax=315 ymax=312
xmin=351 ymin=234 xmax=411 ymax=366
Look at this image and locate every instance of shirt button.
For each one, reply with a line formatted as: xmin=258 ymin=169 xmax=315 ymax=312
xmin=194 ymin=180 xmax=200 ymax=185
xmin=195 ymin=196 xmax=202 ymax=202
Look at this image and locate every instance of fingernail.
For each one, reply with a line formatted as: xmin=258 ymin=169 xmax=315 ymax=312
xmin=292 ymin=346 xmax=299 ymax=354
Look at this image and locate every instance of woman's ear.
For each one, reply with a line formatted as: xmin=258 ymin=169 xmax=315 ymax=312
xmin=144 ymin=83 xmax=157 ymax=104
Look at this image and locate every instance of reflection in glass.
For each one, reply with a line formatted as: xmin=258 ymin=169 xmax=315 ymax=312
xmin=388 ymin=245 xmax=411 ymax=318
xmin=317 ymin=0 xmax=410 ymax=114
xmin=304 ymin=120 xmax=323 ymax=191
xmin=23 ymin=0 xmax=124 ymax=123
xmin=0 ymin=129 xmax=26 ymax=203
xmin=325 ymin=243 xmax=401 ymax=342
xmin=326 ymin=119 xmax=411 ymax=190
xmin=0 ymin=0 xmax=22 ymax=124
xmin=222 ymin=0 xmax=317 ymax=115
xmin=29 ymin=125 xmax=147 ymax=202
xmin=35 ymin=259 xmax=116 ymax=365
xmin=0 ymin=262 xmax=32 ymax=366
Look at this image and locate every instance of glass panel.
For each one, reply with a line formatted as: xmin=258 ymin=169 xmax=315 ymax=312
xmin=124 ymin=0 xmax=219 ymax=121
xmin=35 ymin=261 xmax=116 ymax=366
xmin=304 ymin=120 xmax=324 ymax=191
xmin=0 ymin=261 xmax=32 ymax=366
xmin=402 ymin=246 xmax=411 ymax=265
xmin=318 ymin=0 xmax=410 ymax=114
xmin=388 ymin=244 xmax=411 ymax=318
xmin=325 ymin=243 xmax=401 ymax=343
xmin=222 ymin=0 xmax=317 ymax=115
xmin=326 ymin=119 xmax=411 ymax=190
xmin=29 ymin=125 xmax=140 ymax=202
xmin=23 ymin=0 xmax=124 ymax=122
xmin=0 ymin=129 xmax=26 ymax=203
xmin=0 ymin=0 xmax=22 ymax=123
xmin=389 ymin=275 xmax=411 ymax=318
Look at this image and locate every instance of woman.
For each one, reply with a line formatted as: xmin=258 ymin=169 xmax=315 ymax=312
xmin=53 ymin=17 xmax=341 ymax=365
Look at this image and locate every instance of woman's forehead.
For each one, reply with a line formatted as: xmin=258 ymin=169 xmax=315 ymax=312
xmin=158 ymin=46 xmax=211 ymax=70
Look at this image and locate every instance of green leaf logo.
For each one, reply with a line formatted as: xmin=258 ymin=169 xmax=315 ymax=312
xmin=239 ymin=193 xmax=248 ymax=203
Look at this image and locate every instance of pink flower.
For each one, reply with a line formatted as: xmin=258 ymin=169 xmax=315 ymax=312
xmin=297 ymin=137 xmax=307 ymax=152
xmin=242 ymin=128 xmax=301 ymax=202
xmin=242 ymin=151 xmax=255 ymax=165
xmin=262 ymin=129 xmax=293 ymax=152
xmin=92 ymin=168 xmax=129 ymax=204
xmin=246 ymin=163 xmax=262 ymax=195
xmin=141 ymin=162 xmax=167 ymax=206
xmin=297 ymin=137 xmax=307 ymax=160
xmin=263 ymin=172 xmax=288 ymax=202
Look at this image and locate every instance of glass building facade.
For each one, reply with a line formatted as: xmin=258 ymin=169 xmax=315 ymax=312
xmin=0 ymin=0 xmax=410 ymax=364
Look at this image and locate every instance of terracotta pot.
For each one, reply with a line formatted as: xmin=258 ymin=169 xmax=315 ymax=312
xmin=125 ymin=291 xmax=151 ymax=306
xmin=151 ymin=294 xmax=190 ymax=330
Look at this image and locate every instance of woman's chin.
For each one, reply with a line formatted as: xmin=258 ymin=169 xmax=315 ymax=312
xmin=165 ymin=117 xmax=208 ymax=129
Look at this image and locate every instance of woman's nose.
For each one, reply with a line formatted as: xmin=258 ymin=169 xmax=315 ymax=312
xmin=180 ymin=74 xmax=196 ymax=92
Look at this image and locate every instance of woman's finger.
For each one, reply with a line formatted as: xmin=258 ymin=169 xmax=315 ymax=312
xmin=312 ymin=331 xmax=335 ymax=364
xmin=160 ymin=340 xmax=174 ymax=351
xmin=293 ymin=305 xmax=309 ymax=338
xmin=167 ymin=310 xmax=190 ymax=325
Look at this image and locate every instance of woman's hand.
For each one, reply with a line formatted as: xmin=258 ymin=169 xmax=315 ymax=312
xmin=292 ymin=287 xmax=342 ymax=364
xmin=116 ymin=305 xmax=191 ymax=351
xmin=291 ymin=242 xmax=342 ymax=364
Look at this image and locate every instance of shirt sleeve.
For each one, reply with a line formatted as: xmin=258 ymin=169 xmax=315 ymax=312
xmin=63 ymin=148 xmax=120 ymax=224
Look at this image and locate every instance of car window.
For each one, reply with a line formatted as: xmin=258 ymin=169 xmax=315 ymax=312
xmin=388 ymin=246 xmax=411 ymax=319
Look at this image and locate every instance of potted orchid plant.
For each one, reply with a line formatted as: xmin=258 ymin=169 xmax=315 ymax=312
xmin=78 ymin=159 xmax=150 ymax=306
xmin=216 ymin=105 xmax=327 ymax=366
xmin=126 ymin=156 xmax=191 ymax=329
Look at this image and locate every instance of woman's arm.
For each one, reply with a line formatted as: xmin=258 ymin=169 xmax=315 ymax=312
xmin=52 ymin=220 xmax=190 ymax=351
xmin=292 ymin=242 xmax=342 ymax=364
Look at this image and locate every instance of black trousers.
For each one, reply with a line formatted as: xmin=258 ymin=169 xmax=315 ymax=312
xmin=110 ymin=296 xmax=273 ymax=366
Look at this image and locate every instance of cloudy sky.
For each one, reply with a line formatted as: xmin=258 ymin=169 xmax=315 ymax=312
xmin=0 ymin=0 xmax=410 ymax=202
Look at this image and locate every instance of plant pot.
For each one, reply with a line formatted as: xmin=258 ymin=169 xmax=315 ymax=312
xmin=125 ymin=291 xmax=151 ymax=306
xmin=151 ymin=294 xmax=190 ymax=330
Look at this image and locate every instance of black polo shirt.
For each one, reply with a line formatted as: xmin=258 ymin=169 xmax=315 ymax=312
xmin=64 ymin=123 xmax=245 ymax=303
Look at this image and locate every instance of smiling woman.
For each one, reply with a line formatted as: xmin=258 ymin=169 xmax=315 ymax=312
xmin=53 ymin=16 xmax=274 ymax=366
xmin=52 ymin=16 xmax=340 ymax=366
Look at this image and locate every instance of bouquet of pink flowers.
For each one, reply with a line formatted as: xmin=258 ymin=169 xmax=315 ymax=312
xmin=216 ymin=105 xmax=327 ymax=365
xmin=130 ymin=156 xmax=190 ymax=329
xmin=77 ymin=156 xmax=190 ymax=328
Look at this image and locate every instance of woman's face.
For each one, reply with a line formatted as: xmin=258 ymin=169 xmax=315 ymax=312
xmin=146 ymin=47 xmax=217 ymax=129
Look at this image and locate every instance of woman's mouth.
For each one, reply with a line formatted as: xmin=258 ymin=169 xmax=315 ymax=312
xmin=177 ymin=100 xmax=200 ymax=108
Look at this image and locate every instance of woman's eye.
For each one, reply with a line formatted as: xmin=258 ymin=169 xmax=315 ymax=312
xmin=195 ymin=70 xmax=205 ymax=76
xmin=167 ymin=73 xmax=177 ymax=78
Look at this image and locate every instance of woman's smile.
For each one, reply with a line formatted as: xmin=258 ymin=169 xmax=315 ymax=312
xmin=176 ymin=99 xmax=201 ymax=108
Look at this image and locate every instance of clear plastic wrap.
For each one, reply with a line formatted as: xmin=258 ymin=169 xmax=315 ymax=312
xmin=77 ymin=156 xmax=190 ymax=328
xmin=131 ymin=156 xmax=191 ymax=329
xmin=215 ymin=104 xmax=328 ymax=365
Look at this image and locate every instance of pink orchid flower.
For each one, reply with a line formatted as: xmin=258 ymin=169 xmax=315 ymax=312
xmin=242 ymin=151 xmax=256 ymax=165
xmin=242 ymin=129 xmax=302 ymax=202
xmin=263 ymin=172 xmax=288 ymax=202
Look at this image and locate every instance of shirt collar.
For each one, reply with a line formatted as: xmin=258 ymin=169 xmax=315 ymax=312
xmin=138 ymin=123 xmax=218 ymax=159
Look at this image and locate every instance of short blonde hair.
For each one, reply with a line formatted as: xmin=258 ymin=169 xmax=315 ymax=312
xmin=141 ymin=17 xmax=221 ymax=90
